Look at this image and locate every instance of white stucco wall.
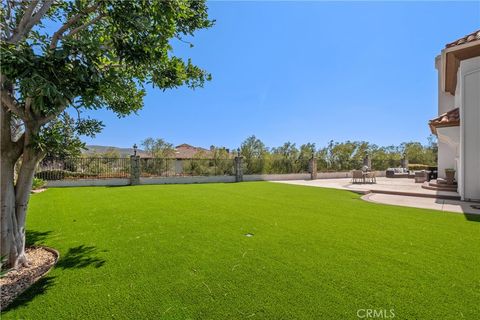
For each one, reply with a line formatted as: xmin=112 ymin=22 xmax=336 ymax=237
xmin=44 ymin=171 xmax=388 ymax=188
xmin=46 ymin=178 xmax=130 ymax=187
xmin=436 ymin=126 xmax=460 ymax=179
xmin=243 ymin=173 xmax=311 ymax=181
xmin=435 ymin=55 xmax=455 ymax=115
xmin=140 ymin=176 xmax=236 ymax=184
xmin=457 ymin=56 xmax=480 ymax=201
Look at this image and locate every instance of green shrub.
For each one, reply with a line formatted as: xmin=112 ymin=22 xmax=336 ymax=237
xmin=408 ymin=164 xmax=429 ymax=171
xmin=32 ymin=177 xmax=46 ymax=190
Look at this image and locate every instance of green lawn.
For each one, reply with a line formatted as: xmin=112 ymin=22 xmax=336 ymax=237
xmin=3 ymin=182 xmax=480 ymax=319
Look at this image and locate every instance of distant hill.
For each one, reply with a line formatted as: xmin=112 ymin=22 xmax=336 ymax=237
xmin=83 ymin=144 xmax=220 ymax=158
xmin=84 ymin=145 xmax=148 ymax=157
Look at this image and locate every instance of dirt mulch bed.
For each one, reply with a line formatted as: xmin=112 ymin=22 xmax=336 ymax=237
xmin=1 ymin=246 xmax=58 ymax=310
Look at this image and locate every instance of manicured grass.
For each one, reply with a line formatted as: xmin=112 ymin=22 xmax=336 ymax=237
xmin=3 ymin=182 xmax=480 ymax=319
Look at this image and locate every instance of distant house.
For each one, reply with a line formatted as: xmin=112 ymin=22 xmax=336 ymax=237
xmin=429 ymin=30 xmax=480 ymax=201
xmin=173 ymin=144 xmax=214 ymax=159
xmin=172 ymin=144 xmax=232 ymax=175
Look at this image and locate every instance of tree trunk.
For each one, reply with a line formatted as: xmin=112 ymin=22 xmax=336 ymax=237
xmin=0 ymin=107 xmax=42 ymax=268
xmin=0 ymin=157 xmax=28 ymax=268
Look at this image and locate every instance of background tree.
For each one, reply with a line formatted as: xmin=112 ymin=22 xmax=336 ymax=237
xmin=211 ymin=146 xmax=233 ymax=175
xmin=240 ymin=135 xmax=268 ymax=174
xmin=1 ymin=0 xmax=213 ymax=267
xmin=141 ymin=137 xmax=174 ymax=158
xmin=271 ymin=142 xmax=299 ymax=173
xmin=370 ymin=145 xmax=401 ymax=170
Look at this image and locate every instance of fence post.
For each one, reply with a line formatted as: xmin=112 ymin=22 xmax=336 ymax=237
xmin=309 ymin=157 xmax=317 ymax=180
xmin=234 ymin=155 xmax=243 ymax=182
xmin=130 ymin=155 xmax=140 ymax=185
xmin=400 ymin=153 xmax=408 ymax=169
xmin=363 ymin=154 xmax=371 ymax=169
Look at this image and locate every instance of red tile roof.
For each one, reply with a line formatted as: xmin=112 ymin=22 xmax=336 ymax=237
xmin=174 ymin=144 xmax=213 ymax=159
xmin=446 ymin=30 xmax=480 ymax=48
xmin=429 ymin=108 xmax=460 ymax=134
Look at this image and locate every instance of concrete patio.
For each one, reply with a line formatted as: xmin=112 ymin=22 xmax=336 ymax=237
xmin=274 ymin=177 xmax=480 ymax=215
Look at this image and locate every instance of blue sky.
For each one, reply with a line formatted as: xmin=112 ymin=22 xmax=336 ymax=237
xmin=82 ymin=1 xmax=480 ymax=150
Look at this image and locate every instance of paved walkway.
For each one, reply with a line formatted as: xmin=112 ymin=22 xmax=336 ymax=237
xmin=274 ymin=177 xmax=459 ymax=198
xmin=362 ymin=193 xmax=480 ymax=215
xmin=274 ymin=177 xmax=480 ymax=215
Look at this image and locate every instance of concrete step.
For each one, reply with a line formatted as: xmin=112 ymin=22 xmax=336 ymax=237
xmin=430 ymin=178 xmax=457 ymax=186
xmin=429 ymin=179 xmax=457 ymax=188
xmin=367 ymin=188 xmax=461 ymax=201
xmin=422 ymin=181 xmax=458 ymax=192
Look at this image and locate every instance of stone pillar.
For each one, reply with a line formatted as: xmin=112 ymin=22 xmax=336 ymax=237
xmin=234 ymin=156 xmax=243 ymax=182
xmin=130 ymin=155 xmax=140 ymax=185
xmin=400 ymin=156 xmax=408 ymax=169
xmin=309 ymin=157 xmax=317 ymax=180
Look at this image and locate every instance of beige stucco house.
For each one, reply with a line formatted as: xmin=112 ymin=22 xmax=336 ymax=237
xmin=429 ymin=30 xmax=480 ymax=201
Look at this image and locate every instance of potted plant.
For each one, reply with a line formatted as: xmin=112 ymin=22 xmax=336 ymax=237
xmin=445 ymin=168 xmax=456 ymax=185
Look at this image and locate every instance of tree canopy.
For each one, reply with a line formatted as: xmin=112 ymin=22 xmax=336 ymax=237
xmin=0 ymin=0 xmax=214 ymax=267
xmin=1 ymin=0 xmax=214 ymax=154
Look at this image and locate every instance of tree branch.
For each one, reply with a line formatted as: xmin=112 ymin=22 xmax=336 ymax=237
xmin=0 ymin=89 xmax=25 ymax=119
xmin=1 ymin=0 xmax=16 ymax=40
xmin=12 ymin=0 xmax=39 ymax=39
xmin=49 ymin=4 xmax=100 ymax=50
xmin=11 ymin=133 xmax=25 ymax=161
xmin=38 ymin=104 xmax=68 ymax=126
xmin=66 ymin=13 xmax=105 ymax=38
xmin=8 ymin=0 xmax=54 ymax=44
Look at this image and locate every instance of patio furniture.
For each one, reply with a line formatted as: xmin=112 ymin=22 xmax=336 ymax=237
xmin=386 ymin=167 xmax=409 ymax=178
xmin=414 ymin=170 xmax=428 ymax=183
xmin=351 ymin=170 xmax=364 ymax=184
xmin=428 ymin=166 xmax=438 ymax=180
xmin=365 ymin=171 xmax=376 ymax=184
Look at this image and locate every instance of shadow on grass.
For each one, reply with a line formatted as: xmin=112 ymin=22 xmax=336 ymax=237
xmin=3 ymin=276 xmax=56 ymax=312
xmin=57 ymin=245 xmax=106 ymax=269
xmin=4 ymin=235 xmax=106 ymax=312
xmin=25 ymin=230 xmax=53 ymax=246
xmin=26 ymin=230 xmax=106 ymax=269
xmin=464 ymin=213 xmax=480 ymax=222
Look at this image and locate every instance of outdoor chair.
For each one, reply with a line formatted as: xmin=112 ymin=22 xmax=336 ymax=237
xmin=365 ymin=171 xmax=376 ymax=184
xmin=414 ymin=170 xmax=428 ymax=183
xmin=351 ymin=170 xmax=364 ymax=184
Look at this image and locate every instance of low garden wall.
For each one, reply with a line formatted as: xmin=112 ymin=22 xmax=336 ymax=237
xmin=140 ymin=176 xmax=236 ymax=185
xmin=317 ymin=170 xmax=386 ymax=179
xmin=44 ymin=170 xmax=387 ymax=187
xmin=46 ymin=178 xmax=130 ymax=187
xmin=243 ymin=173 xmax=310 ymax=181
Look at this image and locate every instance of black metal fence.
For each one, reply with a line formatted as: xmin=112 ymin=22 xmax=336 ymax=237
xmin=243 ymin=158 xmax=310 ymax=175
xmin=35 ymin=157 xmax=130 ymax=180
xmin=36 ymin=157 xmax=314 ymax=181
xmin=35 ymin=157 xmax=236 ymax=180
xmin=316 ymin=158 xmax=408 ymax=172
xmin=140 ymin=158 xmax=235 ymax=177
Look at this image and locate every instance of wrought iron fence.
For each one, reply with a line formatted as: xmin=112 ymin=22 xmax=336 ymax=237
xmin=316 ymin=159 xmax=408 ymax=172
xmin=140 ymin=158 xmax=235 ymax=177
xmin=316 ymin=158 xmax=365 ymax=172
xmin=243 ymin=158 xmax=310 ymax=175
xmin=35 ymin=157 xmax=236 ymax=180
xmin=35 ymin=157 xmax=130 ymax=180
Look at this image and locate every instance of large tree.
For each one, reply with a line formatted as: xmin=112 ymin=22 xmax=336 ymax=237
xmin=0 ymin=0 xmax=213 ymax=267
xmin=141 ymin=137 xmax=174 ymax=158
xmin=240 ymin=135 xmax=268 ymax=174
